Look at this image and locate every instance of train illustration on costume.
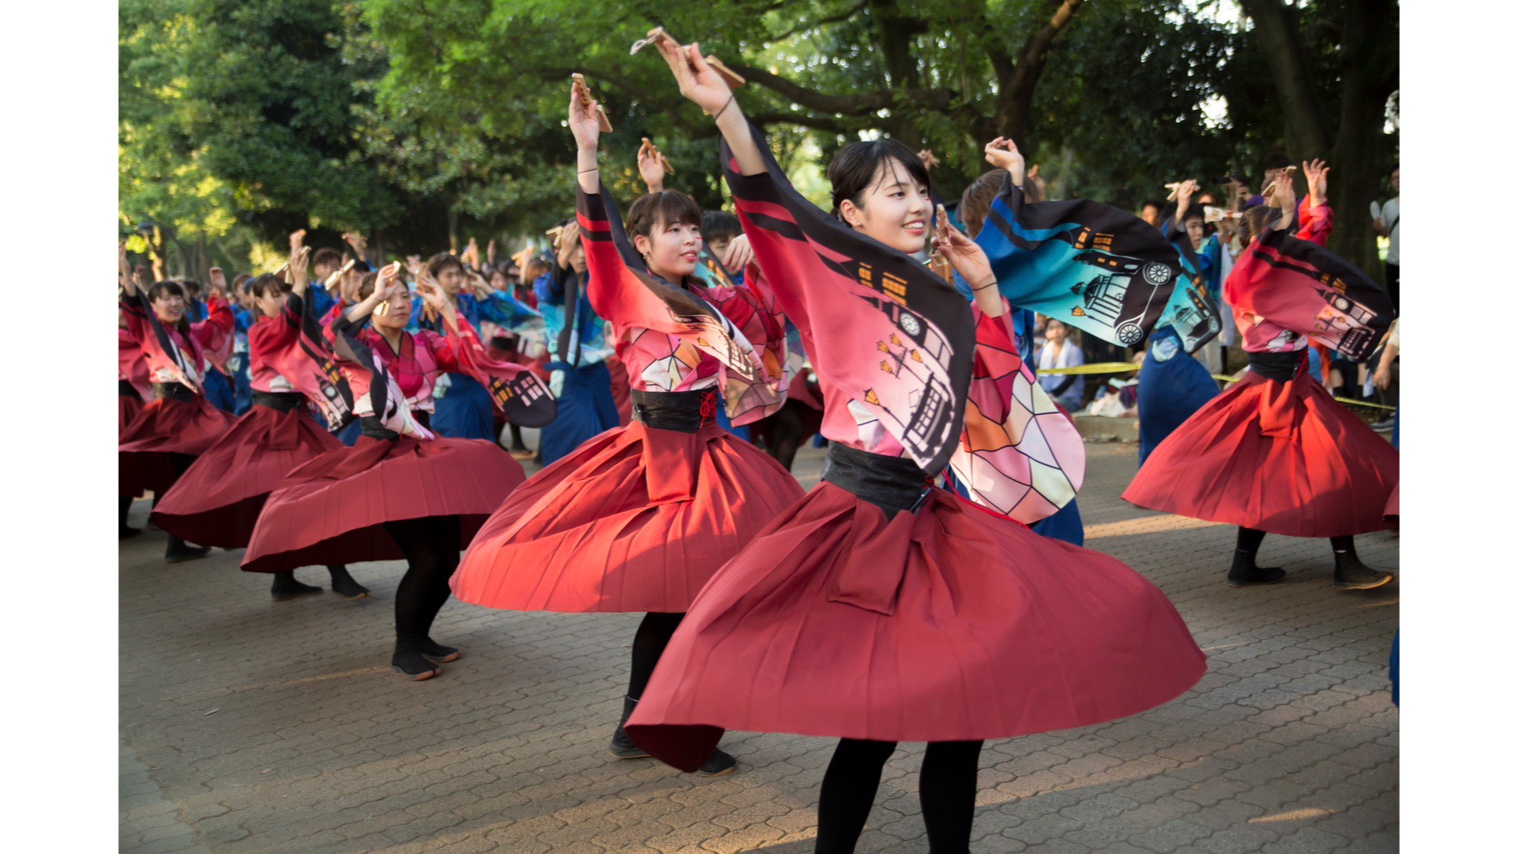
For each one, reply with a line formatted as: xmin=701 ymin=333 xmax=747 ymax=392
xmin=1313 ymin=280 xmax=1379 ymax=357
xmin=850 ymin=262 xmax=957 ymax=465
xmin=1167 ymin=280 xmax=1223 ymax=352
xmin=1059 ymin=227 xmax=1175 ymax=347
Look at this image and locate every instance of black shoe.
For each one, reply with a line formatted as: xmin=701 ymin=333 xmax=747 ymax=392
xmin=165 ymin=544 xmax=212 ymax=564
xmin=119 ymin=526 xmax=142 ymax=541
xmin=1227 ymin=564 xmax=1286 ymax=587
xmin=696 ymin=748 xmax=737 ymax=777
xmin=1334 ymin=558 xmax=1395 ymax=591
xmin=610 ymin=696 xmax=652 ymax=759
xmin=418 ymin=638 xmax=460 ymax=664
xmin=391 ymin=650 xmax=441 ymax=681
xmin=271 ymin=574 xmax=324 ymax=601
xmin=327 ymin=567 xmax=370 ymax=600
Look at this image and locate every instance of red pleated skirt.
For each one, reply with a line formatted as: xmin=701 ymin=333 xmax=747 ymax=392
xmin=1385 ymin=481 xmax=1399 ymax=523
xmin=149 ymin=405 xmax=344 ymax=548
xmin=241 ymin=435 xmax=526 ymax=573
xmin=119 ymin=395 xmax=144 ymax=440
xmin=624 ymin=483 xmax=1207 ymax=772
xmin=451 ymin=420 xmax=806 ymax=613
xmin=119 ymin=396 xmax=239 ymax=497
xmin=1122 ymin=371 xmax=1398 ymax=538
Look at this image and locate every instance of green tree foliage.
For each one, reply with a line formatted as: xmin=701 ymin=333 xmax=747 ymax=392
xmin=120 ymin=0 xmax=1398 ymax=275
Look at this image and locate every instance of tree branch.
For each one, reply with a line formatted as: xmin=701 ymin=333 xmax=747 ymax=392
xmin=768 ymin=0 xmax=869 ymax=43
xmin=998 ymin=0 xmax=1084 ymax=141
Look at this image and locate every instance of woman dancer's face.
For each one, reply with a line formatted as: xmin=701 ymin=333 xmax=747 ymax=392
xmin=636 ymin=218 xmax=702 ymax=282
xmin=372 ymin=290 xmax=414 ymax=332
xmin=255 ymin=288 xmax=288 ymax=319
xmin=152 ymin=291 xmax=185 ymax=324
xmin=840 ymin=158 xmax=931 ymax=255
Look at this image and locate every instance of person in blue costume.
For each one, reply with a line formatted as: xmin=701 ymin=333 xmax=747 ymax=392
xmin=1137 ymin=180 xmax=1223 ymax=467
xmin=536 ymin=225 xmax=620 ymax=465
xmin=229 ymin=274 xmax=257 ymax=415
xmin=408 ymin=251 xmax=542 ymax=441
xmin=947 ymin=139 xmax=1085 ymax=545
xmin=311 ymin=240 xmax=371 ymax=446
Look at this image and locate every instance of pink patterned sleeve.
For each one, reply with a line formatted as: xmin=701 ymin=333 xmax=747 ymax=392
xmin=947 ymin=297 xmax=1086 ymax=523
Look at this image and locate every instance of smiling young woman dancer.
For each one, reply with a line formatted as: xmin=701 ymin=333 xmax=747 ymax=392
xmin=150 ymin=234 xmax=368 ymax=601
xmin=449 ymin=80 xmax=802 ymax=777
xmin=622 ymin=38 xmax=1206 ymax=854
xmin=118 ymin=245 xmax=238 ymax=564
xmin=243 ymin=263 xmax=553 ymax=679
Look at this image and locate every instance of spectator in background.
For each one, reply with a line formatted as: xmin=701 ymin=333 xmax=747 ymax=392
xmin=1373 ymin=165 xmax=1400 ymax=311
xmin=1037 ymin=319 xmax=1086 ymax=411
xmin=1140 ymin=200 xmax=1164 ymax=229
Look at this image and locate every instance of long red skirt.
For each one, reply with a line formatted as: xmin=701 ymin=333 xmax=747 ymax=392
xmin=119 ymin=396 xmax=239 ymax=497
xmin=1385 ymin=481 xmax=1399 ymax=523
xmin=150 ymin=405 xmax=344 ymax=548
xmin=451 ymin=421 xmax=805 ymax=613
xmin=242 ymin=435 xmax=526 ymax=574
xmin=625 ymin=483 xmax=1207 ymax=772
xmin=119 ymin=395 xmax=144 ymax=440
xmin=1122 ymin=371 xmax=1397 ymax=538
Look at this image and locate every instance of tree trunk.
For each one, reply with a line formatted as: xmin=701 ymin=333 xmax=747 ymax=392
xmin=1328 ymin=0 xmax=1398 ymax=285
xmin=995 ymin=0 xmax=1083 ymax=157
xmin=1243 ymin=0 xmax=1397 ymax=285
xmin=1238 ymin=0 xmax=1331 ymax=159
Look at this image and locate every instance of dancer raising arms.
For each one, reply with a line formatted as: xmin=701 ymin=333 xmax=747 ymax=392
xmin=1124 ymin=161 xmax=1398 ymax=590
xmin=243 ymin=263 xmax=554 ymax=679
xmin=449 ymin=77 xmax=803 ymax=776
xmin=625 ymin=38 xmax=1205 ymax=854
xmin=118 ymin=245 xmax=238 ymax=564
xmin=150 ymin=232 xmax=368 ymax=601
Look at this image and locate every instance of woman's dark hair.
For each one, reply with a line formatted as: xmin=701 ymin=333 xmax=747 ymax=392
xmin=959 ymin=169 xmax=1010 ymax=239
xmin=1178 ymin=203 xmax=1206 ymax=224
xmin=356 ymin=271 xmax=381 ymax=301
xmin=1238 ymin=206 xmax=1283 ymax=247
xmin=426 ymin=252 xmax=464 ymax=279
xmin=232 ymin=272 xmax=253 ymax=292
xmin=827 ymin=139 xmax=931 ymax=220
xmin=700 ymin=210 xmax=742 ymax=242
xmin=1262 ymin=151 xmax=1293 ymax=173
xmin=147 ymin=281 xmax=192 ymax=335
xmin=626 ymin=190 xmax=703 ymax=243
xmin=247 ymin=273 xmax=293 ymax=301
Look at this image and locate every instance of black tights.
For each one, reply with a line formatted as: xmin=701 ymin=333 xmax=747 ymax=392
xmin=815 ymin=738 xmax=983 ymax=854
xmin=1236 ymin=527 xmax=1358 ymax=564
xmin=627 ymin=612 xmax=684 ymax=700
xmin=383 ymin=517 xmax=461 ymax=651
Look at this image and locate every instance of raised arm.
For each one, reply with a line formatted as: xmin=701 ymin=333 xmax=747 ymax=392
xmin=652 ymin=38 xmax=766 ymax=177
xmin=983 ymin=137 xmax=1027 ymax=189
xmin=935 ymin=206 xmax=1003 ymax=318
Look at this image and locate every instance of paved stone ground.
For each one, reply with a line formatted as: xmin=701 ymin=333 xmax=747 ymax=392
xmin=120 ymin=439 xmax=1398 ymax=853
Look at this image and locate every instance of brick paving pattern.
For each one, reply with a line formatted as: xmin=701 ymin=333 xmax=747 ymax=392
xmin=121 ymin=440 xmax=1398 ymax=852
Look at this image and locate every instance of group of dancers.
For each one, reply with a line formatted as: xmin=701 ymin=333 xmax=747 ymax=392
xmin=118 ymin=31 xmax=1397 ymax=854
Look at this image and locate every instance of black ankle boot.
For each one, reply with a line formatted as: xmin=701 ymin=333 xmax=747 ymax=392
xmin=1226 ymin=551 xmax=1285 ymax=587
xmin=271 ymin=572 xmax=323 ymax=601
xmin=610 ymin=696 xmax=652 ymax=759
xmin=696 ymin=747 xmax=737 ymax=777
xmin=417 ymin=638 xmax=460 ymax=663
xmin=392 ymin=637 xmax=442 ymax=681
xmin=326 ymin=565 xmax=370 ymax=600
xmin=165 ymin=536 xmax=211 ymax=564
xmin=1333 ymin=554 xmax=1395 ymax=591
